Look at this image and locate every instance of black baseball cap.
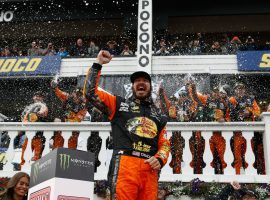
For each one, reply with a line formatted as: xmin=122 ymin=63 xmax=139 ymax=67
xmin=130 ymin=71 xmax=151 ymax=84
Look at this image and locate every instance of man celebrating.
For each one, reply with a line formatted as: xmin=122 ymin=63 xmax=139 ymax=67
xmin=84 ymin=50 xmax=170 ymax=200
xmin=21 ymin=91 xmax=48 ymax=122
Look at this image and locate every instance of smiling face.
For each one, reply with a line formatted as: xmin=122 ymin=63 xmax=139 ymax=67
xmin=132 ymin=77 xmax=151 ymax=100
xmin=14 ymin=176 xmax=29 ymax=198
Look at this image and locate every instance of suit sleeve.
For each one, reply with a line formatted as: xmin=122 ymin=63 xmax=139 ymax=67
xmin=54 ymin=88 xmax=69 ymax=102
xmin=83 ymin=63 xmax=117 ymax=120
xmin=154 ymin=127 xmax=170 ymax=168
xmin=252 ymin=100 xmax=261 ymax=120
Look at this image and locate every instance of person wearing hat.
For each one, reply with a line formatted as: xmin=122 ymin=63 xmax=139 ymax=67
xmin=229 ymin=82 xmax=260 ymax=122
xmin=21 ymin=91 xmax=48 ymax=122
xmin=51 ymin=81 xmax=87 ymax=122
xmin=83 ymin=50 xmax=170 ymax=200
xmin=229 ymin=82 xmax=262 ymax=174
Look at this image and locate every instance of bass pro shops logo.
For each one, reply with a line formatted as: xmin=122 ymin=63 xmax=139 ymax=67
xmin=59 ymin=154 xmax=70 ymax=170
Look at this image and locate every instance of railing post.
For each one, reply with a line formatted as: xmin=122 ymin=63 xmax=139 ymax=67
xmin=5 ymin=131 xmax=17 ymax=171
xmin=243 ymin=131 xmax=257 ymax=175
xmin=261 ymin=112 xmax=270 ymax=180
xmin=223 ymin=131 xmax=234 ymax=175
xmin=95 ymin=131 xmax=110 ymax=180
xmin=202 ymin=131 xmax=214 ymax=175
xmin=181 ymin=131 xmax=193 ymax=175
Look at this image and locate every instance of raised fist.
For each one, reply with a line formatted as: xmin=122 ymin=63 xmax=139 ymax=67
xmin=96 ymin=50 xmax=112 ymax=65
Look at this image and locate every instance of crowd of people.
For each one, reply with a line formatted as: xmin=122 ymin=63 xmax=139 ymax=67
xmin=1 ymin=32 xmax=270 ymax=58
xmin=158 ymin=80 xmax=267 ymax=176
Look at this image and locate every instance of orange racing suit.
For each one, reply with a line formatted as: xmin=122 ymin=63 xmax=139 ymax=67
xmin=84 ymin=63 xmax=170 ymax=200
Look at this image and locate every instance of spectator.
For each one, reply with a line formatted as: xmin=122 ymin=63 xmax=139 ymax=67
xmin=188 ymin=39 xmax=202 ymax=55
xmin=264 ymin=41 xmax=270 ymax=50
xmin=196 ymin=32 xmax=207 ymax=52
xmin=240 ymin=35 xmax=257 ymax=51
xmin=0 ymin=172 xmax=30 ymax=200
xmin=228 ymin=36 xmax=242 ymax=54
xmin=1 ymin=46 xmax=11 ymax=57
xmin=57 ymin=46 xmax=69 ymax=58
xmin=105 ymin=40 xmax=119 ymax=55
xmin=209 ymin=41 xmax=222 ymax=54
xmin=120 ymin=44 xmax=133 ymax=56
xmin=10 ymin=46 xmax=20 ymax=57
xmin=88 ymin=40 xmax=100 ymax=57
xmin=27 ymin=41 xmax=42 ymax=56
xmin=154 ymin=39 xmax=170 ymax=55
xmin=169 ymin=40 xmax=187 ymax=55
xmin=70 ymin=38 xmax=88 ymax=57
xmin=43 ymin=42 xmax=57 ymax=56
xmin=220 ymin=34 xmax=230 ymax=54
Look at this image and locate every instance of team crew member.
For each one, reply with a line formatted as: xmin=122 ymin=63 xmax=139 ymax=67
xmin=84 ymin=50 xmax=170 ymax=200
xmin=21 ymin=91 xmax=48 ymax=122
xmin=51 ymin=81 xmax=87 ymax=122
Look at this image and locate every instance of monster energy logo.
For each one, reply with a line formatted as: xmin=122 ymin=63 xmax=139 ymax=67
xmin=32 ymin=159 xmax=52 ymax=184
xmin=33 ymin=162 xmax=39 ymax=183
xmin=59 ymin=154 xmax=70 ymax=170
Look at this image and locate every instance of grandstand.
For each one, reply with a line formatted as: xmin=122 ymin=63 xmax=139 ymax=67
xmin=0 ymin=0 xmax=270 ymax=199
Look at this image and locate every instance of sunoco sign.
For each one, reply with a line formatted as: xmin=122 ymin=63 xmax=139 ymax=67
xmin=0 ymin=11 xmax=14 ymax=22
xmin=137 ymin=0 xmax=152 ymax=73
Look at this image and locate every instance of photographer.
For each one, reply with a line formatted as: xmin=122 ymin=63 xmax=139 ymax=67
xmin=43 ymin=42 xmax=56 ymax=56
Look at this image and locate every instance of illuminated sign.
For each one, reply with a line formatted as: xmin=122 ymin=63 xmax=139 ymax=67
xmin=237 ymin=51 xmax=270 ymax=71
xmin=0 ymin=55 xmax=61 ymax=77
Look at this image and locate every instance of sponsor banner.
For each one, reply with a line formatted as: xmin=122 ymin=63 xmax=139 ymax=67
xmin=58 ymin=195 xmax=90 ymax=200
xmin=56 ymin=148 xmax=95 ymax=182
xmin=28 ymin=177 xmax=94 ymax=200
xmin=0 ymin=55 xmax=61 ymax=77
xmin=29 ymin=186 xmax=51 ymax=200
xmin=237 ymin=51 xmax=270 ymax=71
xmin=30 ymin=150 xmax=57 ymax=187
xmin=30 ymin=148 xmax=94 ymax=187
xmin=137 ymin=0 xmax=152 ymax=73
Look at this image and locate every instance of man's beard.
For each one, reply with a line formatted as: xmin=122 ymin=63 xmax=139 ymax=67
xmin=132 ymin=87 xmax=151 ymax=100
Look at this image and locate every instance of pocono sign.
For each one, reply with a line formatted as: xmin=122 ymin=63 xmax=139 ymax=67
xmin=0 ymin=11 xmax=14 ymax=22
xmin=137 ymin=0 xmax=152 ymax=73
